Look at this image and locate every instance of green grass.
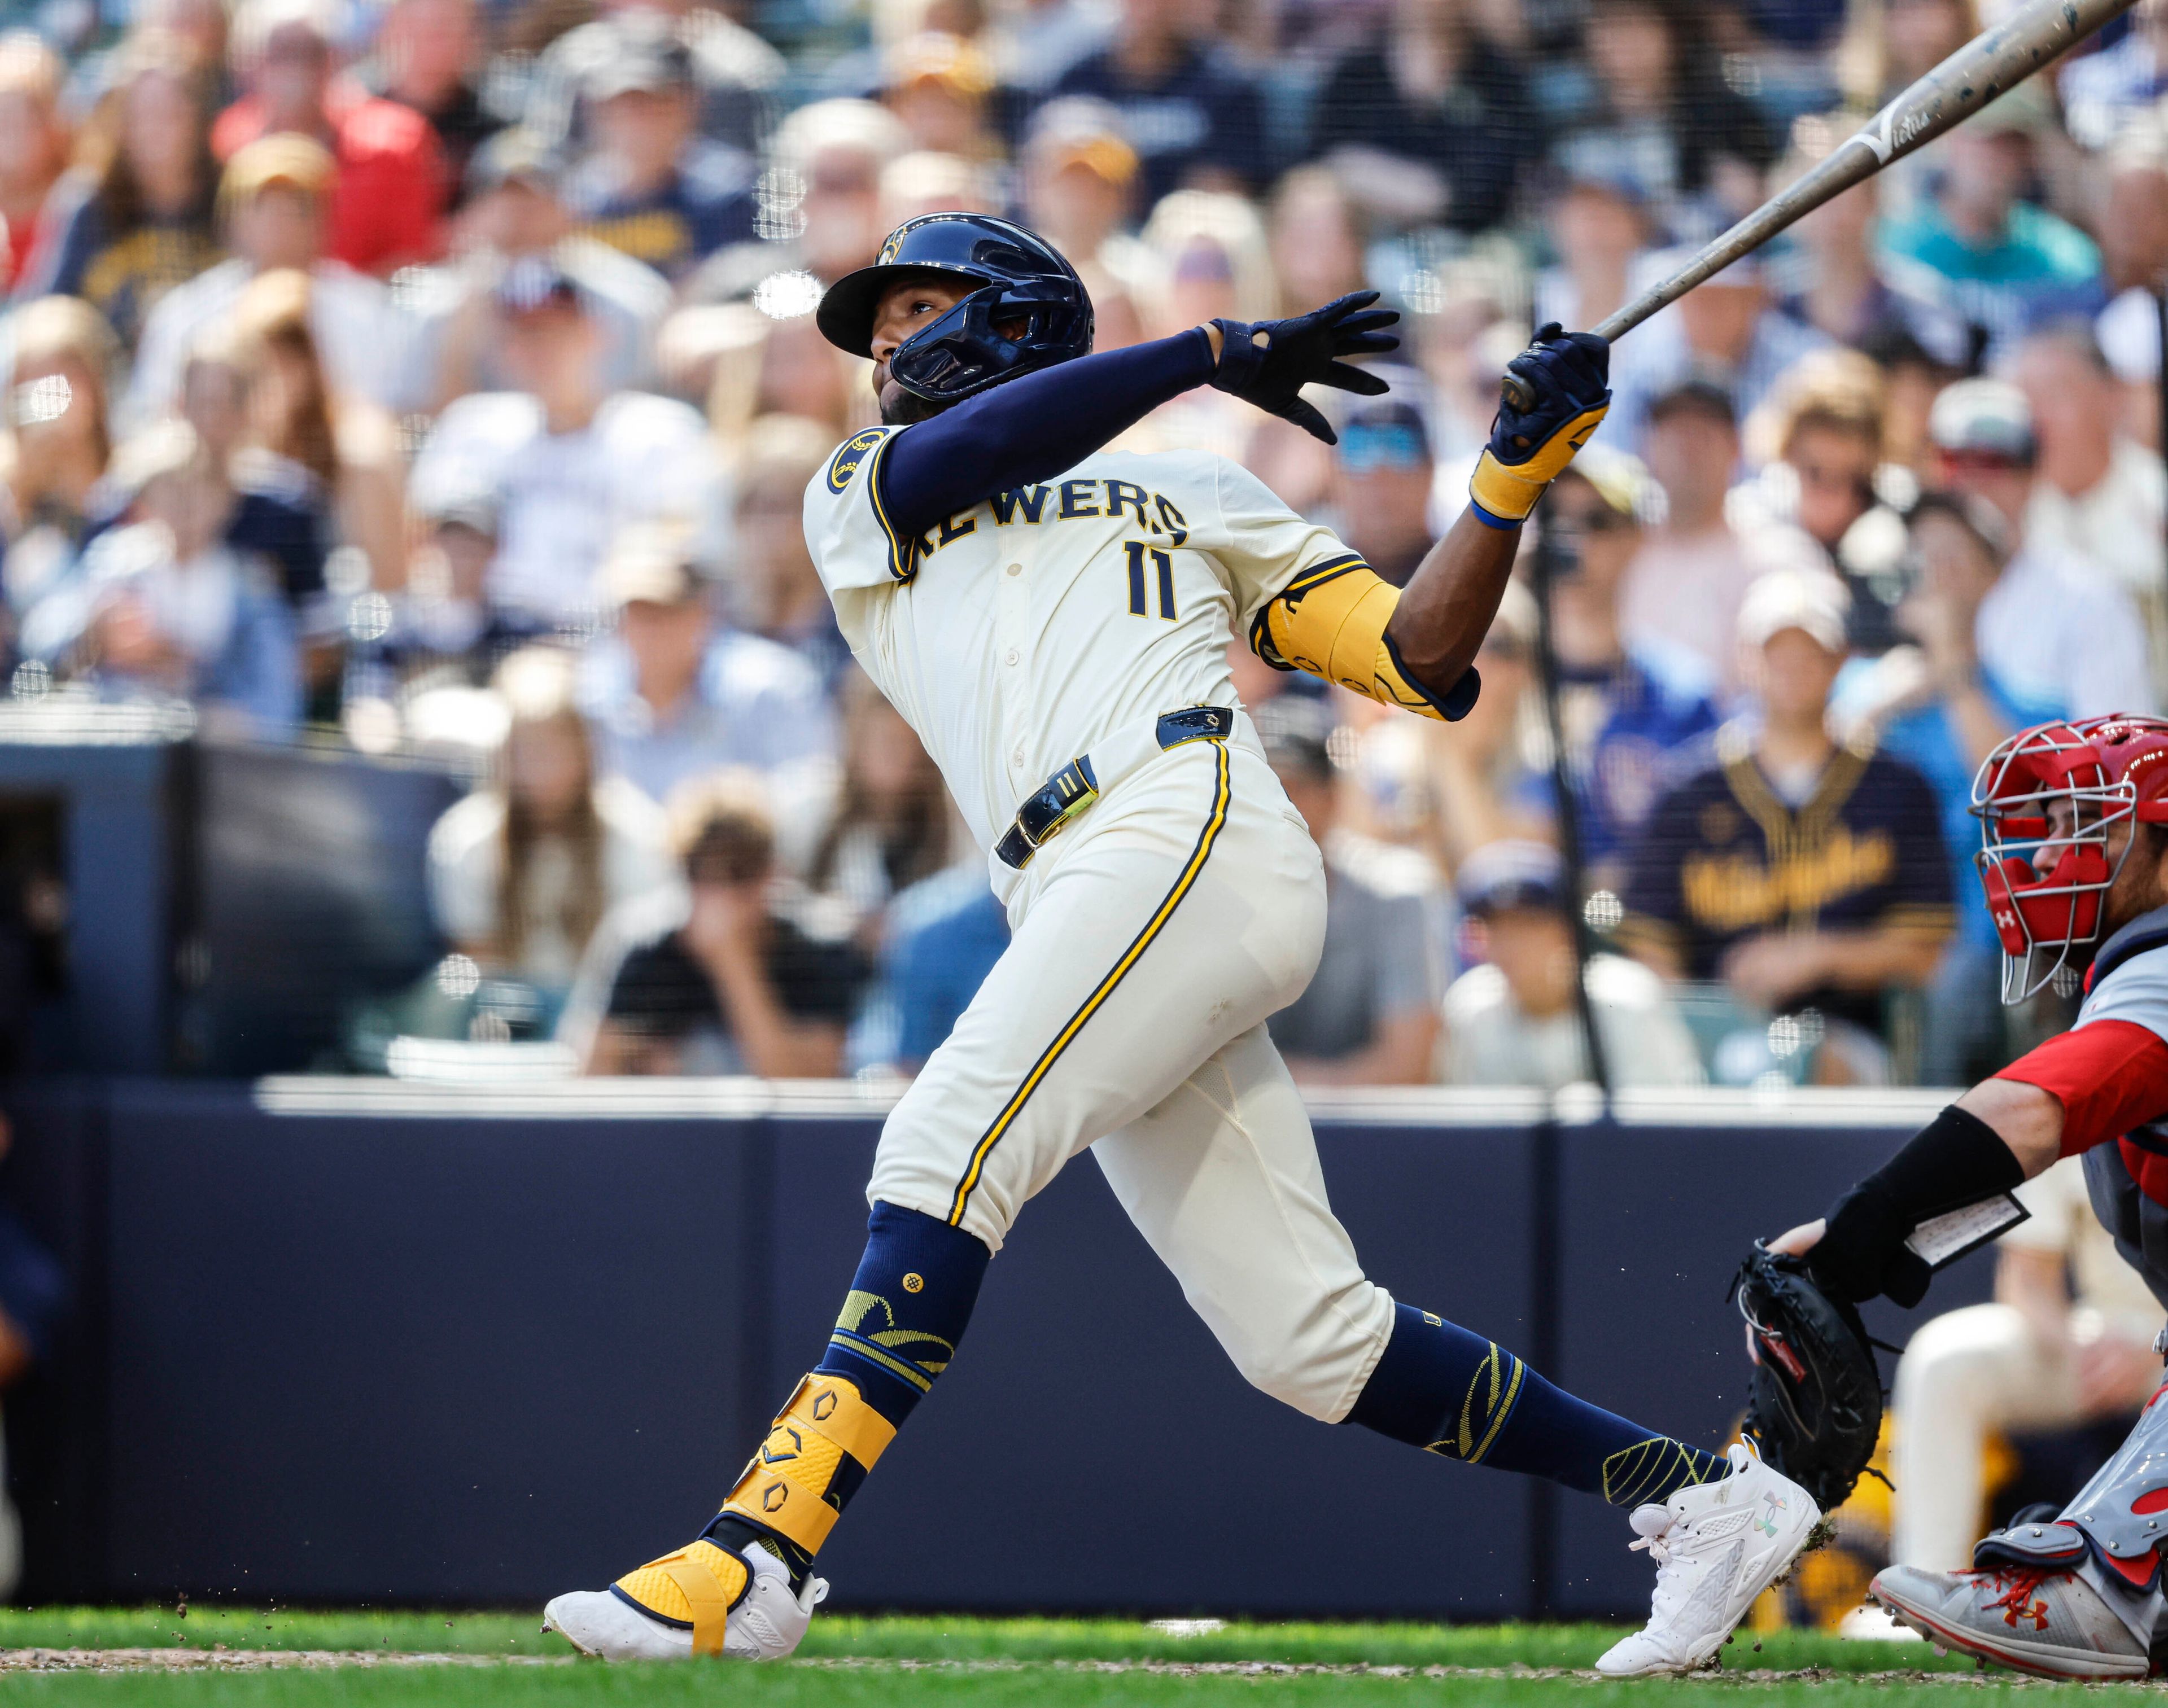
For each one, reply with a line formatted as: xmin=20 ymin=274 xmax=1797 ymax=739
xmin=0 ymin=1610 xmax=2106 ymax=1706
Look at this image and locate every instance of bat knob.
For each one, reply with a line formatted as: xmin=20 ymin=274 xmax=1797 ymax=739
xmin=1500 ymin=370 xmax=1535 ymax=414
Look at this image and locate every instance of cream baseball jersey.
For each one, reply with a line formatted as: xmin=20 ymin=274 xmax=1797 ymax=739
xmin=801 ymin=424 xmax=1364 ymax=855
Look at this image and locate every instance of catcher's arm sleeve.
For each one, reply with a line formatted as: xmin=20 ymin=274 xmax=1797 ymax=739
xmin=1994 ymin=1019 xmax=2168 ymax=1156
xmin=1250 ymin=560 xmax=1479 ymax=721
xmin=1813 ymin=1103 xmax=2027 ymax=1305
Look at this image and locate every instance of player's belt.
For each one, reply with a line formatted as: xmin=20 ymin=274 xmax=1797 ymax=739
xmin=995 ymin=705 xmax=1236 ymax=870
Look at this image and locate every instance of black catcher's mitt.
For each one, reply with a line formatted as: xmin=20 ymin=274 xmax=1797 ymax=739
xmin=1732 ymin=1242 xmax=1883 ymax=1513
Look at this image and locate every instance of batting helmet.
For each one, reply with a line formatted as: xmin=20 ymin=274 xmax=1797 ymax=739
xmin=1972 ymin=714 xmax=2168 ymax=1000
xmin=815 ymin=212 xmax=1093 ymax=406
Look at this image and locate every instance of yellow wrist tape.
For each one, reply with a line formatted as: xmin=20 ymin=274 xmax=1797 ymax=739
xmin=719 ymin=1373 xmax=897 ymax=1556
xmin=1467 ymin=401 xmax=1609 ymax=522
xmin=1252 ymin=560 xmax=1455 ymax=721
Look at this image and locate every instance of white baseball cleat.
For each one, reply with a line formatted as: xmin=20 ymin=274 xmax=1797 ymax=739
xmin=543 ymin=1543 xmax=827 ymax=1662
xmin=1594 ymin=1439 xmax=1821 ymax=1676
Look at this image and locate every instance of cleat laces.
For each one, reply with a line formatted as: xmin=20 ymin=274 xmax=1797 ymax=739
xmin=1978 ymin=1568 xmax=2053 ymax=1630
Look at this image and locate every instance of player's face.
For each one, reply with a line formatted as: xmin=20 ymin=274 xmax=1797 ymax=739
xmin=869 ymin=276 xmax=974 ymax=422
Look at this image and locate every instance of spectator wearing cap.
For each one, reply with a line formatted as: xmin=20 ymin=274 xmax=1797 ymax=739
xmin=1442 ymin=840 xmax=1702 ymax=1091
xmin=1019 ymin=97 xmax=1149 ymax=349
xmin=1538 ymin=453 xmax=1720 ymax=887
xmin=403 ymin=128 xmax=670 ymax=411
xmin=25 ymin=36 xmax=222 ymax=348
xmin=1328 ymin=384 xmax=1437 ymax=589
xmin=562 ymin=18 xmax=755 ymax=284
xmin=1875 ymin=104 xmax=2100 ymax=355
xmin=1257 ymin=699 xmax=1440 ymax=1086
xmin=881 ymin=33 xmax=1000 ymax=163
xmin=27 ymin=418 xmax=301 ymax=735
xmin=566 ymin=773 xmax=869 ymax=1078
xmin=1308 ymin=0 xmax=1532 ymax=234
xmin=518 ymin=0 xmax=784 ymax=164
xmin=1605 ymin=248 xmax=1828 ymax=453
xmin=126 ymin=132 xmax=414 ymax=429
xmin=1919 ymin=376 xmax=2152 ymax=720
xmin=574 ymin=525 xmax=836 ymax=811
xmin=362 ymin=0 xmax=500 ymax=201
xmin=1621 ymin=568 xmax=1952 ymax=1083
xmin=1618 ymin=381 xmax=1823 ymax=695
xmin=2011 ymin=325 xmax=2168 ymax=701
xmin=407 ymin=257 xmax=720 ymax=636
xmin=212 ymin=0 xmax=449 ymax=277
xmin=1047 ymin=0 xmax=1267 ymax=205
xmin=764 ymin=99 xmax=911 ymax=286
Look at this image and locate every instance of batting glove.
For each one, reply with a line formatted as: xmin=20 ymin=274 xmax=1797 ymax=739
xmin=1468 ymin=323 xmax=1611 ymax=526
xmin=1209 ymin=291 xmax=1400 ymax=445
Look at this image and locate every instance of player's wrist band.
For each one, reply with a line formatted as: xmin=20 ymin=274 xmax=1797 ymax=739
xmin=1812 ymin=1103 xmax=2023 ymax=1303
xmin=1467 ymin=497 xmax=1520 ymax=530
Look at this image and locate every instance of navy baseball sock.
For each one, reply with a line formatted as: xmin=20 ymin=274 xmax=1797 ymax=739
xmin=705 ymin=1201 xmax=990 ymax=1585
xmin=1346 ymin=1303 xmax=1727 ymax=1505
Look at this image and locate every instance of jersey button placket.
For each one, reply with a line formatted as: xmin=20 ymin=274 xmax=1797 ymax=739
xmin=998 ymin=551 xmax=1033 ymax=789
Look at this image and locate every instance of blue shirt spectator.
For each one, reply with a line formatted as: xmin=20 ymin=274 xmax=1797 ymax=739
xmin=576 ymin=532 xmax=837 ymax=808
xmin=850 ymin=863 xmax=1010 ymax=1073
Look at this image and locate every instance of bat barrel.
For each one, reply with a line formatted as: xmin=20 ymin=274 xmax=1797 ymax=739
xmin=1497 ymin=0 xmax=2141 ymax=408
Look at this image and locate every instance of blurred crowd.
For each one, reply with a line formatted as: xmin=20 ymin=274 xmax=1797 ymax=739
xmin=0 ymin=0 xmax=2163 ymax=1085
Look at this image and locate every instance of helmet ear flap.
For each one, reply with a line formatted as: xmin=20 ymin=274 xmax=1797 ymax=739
xmin=1981 ymin=856 xmax=2033 ymax=957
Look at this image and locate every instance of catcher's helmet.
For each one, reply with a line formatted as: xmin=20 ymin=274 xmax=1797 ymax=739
xmin=1971 ymin=714 xmax=2168 ymax=1001
xmin=815 ymin=212 xmax=1093 ymax=406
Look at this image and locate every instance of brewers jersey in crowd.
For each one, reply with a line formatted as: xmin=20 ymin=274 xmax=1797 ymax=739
xmin=803 ymin=425 xmax=1378 ymax=884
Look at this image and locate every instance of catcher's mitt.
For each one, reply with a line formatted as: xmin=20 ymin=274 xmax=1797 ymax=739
xmin=1732 ymin=1242 xmax=1884 ymax=1513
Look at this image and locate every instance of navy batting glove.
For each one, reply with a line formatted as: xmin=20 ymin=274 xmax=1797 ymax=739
xmin=1209 ymin=291 xmax=1400 ymax=445
xmin=1468 ymin=323 xmax=1611 ymax=525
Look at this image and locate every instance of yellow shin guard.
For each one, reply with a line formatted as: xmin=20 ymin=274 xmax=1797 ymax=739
xmin=612 ymin=1373 xmax=896 ymax=1654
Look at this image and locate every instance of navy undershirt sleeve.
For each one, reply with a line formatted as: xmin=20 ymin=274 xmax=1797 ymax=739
xmin=874 ymin=329 xmax=1218 ymax=540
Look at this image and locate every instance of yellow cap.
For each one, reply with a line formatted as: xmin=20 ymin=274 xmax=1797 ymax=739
xmin=218 ymin=132 xmax=337 ymax=216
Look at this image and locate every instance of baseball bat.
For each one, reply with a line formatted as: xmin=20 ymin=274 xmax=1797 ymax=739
xmin=1500 ymin=0 xmax=2141 ymax=411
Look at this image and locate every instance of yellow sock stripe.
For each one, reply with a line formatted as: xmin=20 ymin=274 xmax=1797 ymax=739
xmin=1465 ymin=1352 xmax=1527 ymax=1466
xmin=1601 ymin=1437 xmax=1691 ymax=1507
xmin=947 ymin=741 xmax=1232 ymax=1227
xmin=825 ymin=1330 xmax=936 ymax=1392
xmin=783 ymin=1373 xmax=898 ymax=1469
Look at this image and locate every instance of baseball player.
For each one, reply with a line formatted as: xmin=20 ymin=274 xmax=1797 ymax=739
xmin=541 ymin=212 xmax=1817 ymax=1672
xmin=1758 ymin=714 xmax=2168 ymax=1678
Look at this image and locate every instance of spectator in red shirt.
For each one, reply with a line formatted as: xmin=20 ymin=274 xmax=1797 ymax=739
xmin=212 ymin=0 xmax=448 ymax=276
xmin=0 ymin=34 xmax=73 ymax=296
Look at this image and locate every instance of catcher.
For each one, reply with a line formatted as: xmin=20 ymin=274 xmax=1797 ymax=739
xmin=1751 ymin=714 xmax=2168 ymax=1680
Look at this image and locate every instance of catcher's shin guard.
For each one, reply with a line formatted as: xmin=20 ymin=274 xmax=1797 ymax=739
xmin=613 ymin=1373 xmax=894 ymax=1649
xmin=1975 ymin=1377 xmax=2168 ymax=1655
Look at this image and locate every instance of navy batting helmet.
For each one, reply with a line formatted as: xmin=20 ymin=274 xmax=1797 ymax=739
xmin=815 ymin=212 xmax=1093 ymax=406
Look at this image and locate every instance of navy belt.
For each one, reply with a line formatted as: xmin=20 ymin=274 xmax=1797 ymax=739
xmin=995 ymin=706 xmax=1235 ymax=871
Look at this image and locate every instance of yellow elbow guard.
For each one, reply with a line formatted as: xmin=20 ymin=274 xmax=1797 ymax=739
xmin=1467 ymin=401 xmax=1610 ymax=523
xmin=1251 ymin=559 xmax=1476 ymax=721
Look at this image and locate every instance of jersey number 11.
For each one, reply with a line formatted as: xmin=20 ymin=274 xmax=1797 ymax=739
xmin=1124 ymin=541 xmax=1177 ymax=621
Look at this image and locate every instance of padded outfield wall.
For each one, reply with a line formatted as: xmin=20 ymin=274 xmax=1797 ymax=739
xmin=0 ymin=1080 xmax=1990 ymax=1620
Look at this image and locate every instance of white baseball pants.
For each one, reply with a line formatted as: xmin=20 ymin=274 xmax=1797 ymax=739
xmin=867 ymin=737 xmax=1398 ymax=1423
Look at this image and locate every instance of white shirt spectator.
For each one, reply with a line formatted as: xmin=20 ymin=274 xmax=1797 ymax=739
xmin=2026 ymin=438 xmax=2168 ymax=701
xmin=409 ymin=391 xmax=723 ymax=629
xmin=123 ymin=258 xmax=416 ymax=431
xmin=427 ymin=774 xmax=681 ymax=989
xmin=1619 ymin=523 xmax=1825 ymax=696
xmin=1440 ymin=951 xmax=1704 ymax=1091
xmin=1977 ymin=543 xmax=2156 ymax=718
xmin=575 ymin=627 xmax=840 ymax=808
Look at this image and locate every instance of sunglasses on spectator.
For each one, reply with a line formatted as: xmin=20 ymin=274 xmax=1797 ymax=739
xmin=1338 ymin=424 xmax=1427 ymax=474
